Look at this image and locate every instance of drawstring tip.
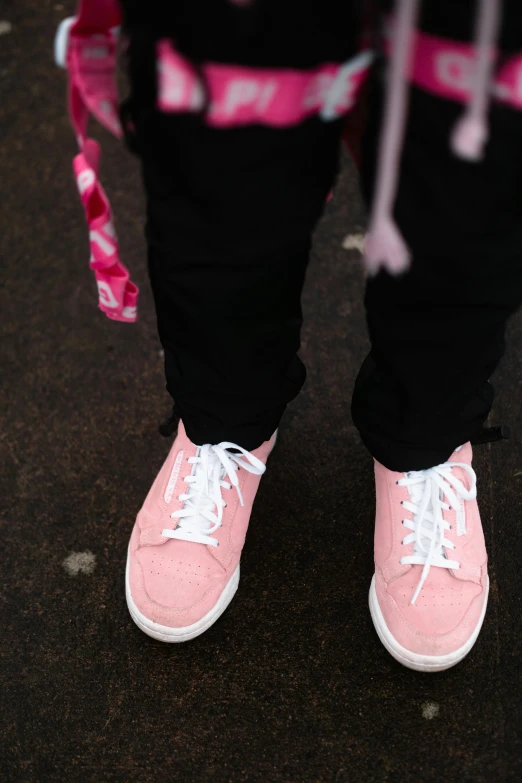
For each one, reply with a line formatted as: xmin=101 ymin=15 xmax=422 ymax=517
xmin=363 ymin=218 xmax=411 ymax=276
xmin=451 ymin=115 xmax=488 ymax=161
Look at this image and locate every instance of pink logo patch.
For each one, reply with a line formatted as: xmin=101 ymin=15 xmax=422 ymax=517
xmin=157 ymin=41 xmax=373 ymax=127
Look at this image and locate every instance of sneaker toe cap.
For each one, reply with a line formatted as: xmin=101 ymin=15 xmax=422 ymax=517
xmin=375 ymin=568 xmax=488 ymax=658
xmin=127 ymin=525 xmax=230 ymax=629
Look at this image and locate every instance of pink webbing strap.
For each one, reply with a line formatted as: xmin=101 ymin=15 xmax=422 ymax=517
xmin=65 ymin=0 xmax=138 ymax=322
xmin=71 ymin=0 xmax=120 ymax=33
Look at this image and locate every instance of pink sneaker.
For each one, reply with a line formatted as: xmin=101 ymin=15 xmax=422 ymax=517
xmin=369 ymin=443 xmax=489 ymax=672
xmin=126 ymin=422 xmax=275 ymax=642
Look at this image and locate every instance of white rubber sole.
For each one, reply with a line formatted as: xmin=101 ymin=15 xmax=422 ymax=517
xmin=369 ymin=574 xmax=489 ymax=673
xmin=126 ymin=555 xmax=240 ymax=643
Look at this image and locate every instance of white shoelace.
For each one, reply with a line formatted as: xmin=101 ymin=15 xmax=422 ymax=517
xmin=161 ymin=442 xmax=266 ymax=547
xmin=398 ymin=461 xmax=477 ymax=605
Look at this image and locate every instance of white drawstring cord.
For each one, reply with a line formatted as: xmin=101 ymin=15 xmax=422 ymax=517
xmin=363 ymin=0 xmax=420 ymax=277
xmin=451 ymin=0 xmax=502 ymax=161
xmin=364 ymin=0 xmax=503 ymax=277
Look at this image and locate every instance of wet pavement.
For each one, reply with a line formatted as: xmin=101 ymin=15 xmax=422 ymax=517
xmin=2 ymin=3 xmax=522 ymax=781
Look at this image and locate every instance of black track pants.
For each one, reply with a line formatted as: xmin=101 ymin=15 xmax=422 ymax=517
xmin=125 ymin=2 xmax=522 ymax=469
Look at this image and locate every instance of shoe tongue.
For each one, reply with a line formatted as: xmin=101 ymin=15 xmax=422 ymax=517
xmin=177 ymin=450 xmax=224 ymax=534
xmin=445 ymin=443 xmax=473 ymax=506
xmin=449 ymin=441 xmax=472 ymax=464
xmin=408 ymin=478 xmax=446 ymax=559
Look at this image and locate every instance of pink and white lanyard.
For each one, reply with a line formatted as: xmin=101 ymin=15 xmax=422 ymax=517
xmin=55 ymin=0 xmax=138 ymax=323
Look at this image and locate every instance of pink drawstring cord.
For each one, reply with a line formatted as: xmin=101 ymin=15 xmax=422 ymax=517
xmin=451 ymin=0 xmax=502 ymax=161
xmin=364 ymin=0 xmax=420 ymax=277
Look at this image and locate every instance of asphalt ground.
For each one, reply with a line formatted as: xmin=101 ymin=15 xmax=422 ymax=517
xmin=1 ymin=2 xmax=522 ymax=781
